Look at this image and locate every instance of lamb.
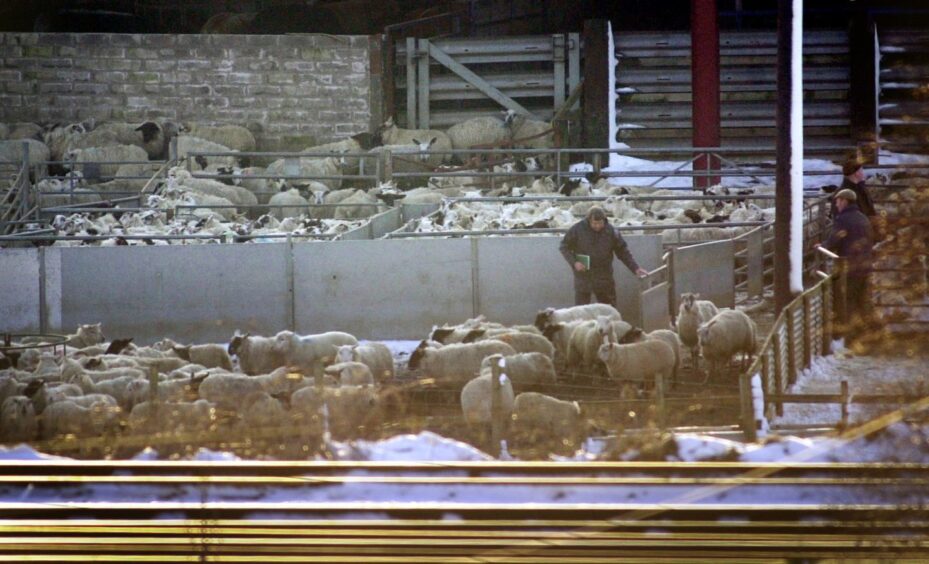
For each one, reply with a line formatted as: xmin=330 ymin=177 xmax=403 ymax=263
xmin=175 ymin=135 xmax=239 ymax=170
xmin=333 ymin=189 xmax=381 ymax=220
xmin=618 ymin=327 xmax=683 ymax=387
xmin=534 ymin=304 xmax=622 ymax=331
xmin=445 ymin=115 xmax=510 ymax=151
xmin=267 ymin=187 xmax=309 ymax=219
xmin=565 ymin=319 xmax=619 ymax=373
xmin=407 ymin=340 xmax=517 ymax=387
xmin=460 ymin=369 xmax=514 ymax=428
xmin=127 ymin=399 xmax=216 ymax=434
xmin=0 ymin=396 xmax=37 ymax=443
xmin=273 ymin=330 xmax=359 ymax=375
xmin=597 ymin=339 xmax=676 ymax=393
xmin=228 ymin=332 xmax=286 ymax=376
xmin=290 ymin=384 xmax=379 ymax=438
xmin=170 ymin=343 xmax=234 ymax=371
xmin=675 ymin=293 xmax=720 ymax=370
xmin=479 ymin=352 xmax=556 ymax=391
xmin=266 ymin=155 xmax=341 ymax=191
xmin=64 ymin=145 xmax=149 ymax=180
xmin=324 ymin=361 xmax=375 ymax=386
xmin=512 ymin=391 xmax=586 ymax=450
xmin=180 ymin=123 xmax=256 ymax=153
xmin=335 ymin=343 xmax=394 ymax=383
xmin=375 ymin=116 xmax=452 ymax=167
xmin=697 ymin=308 xmax=757 ymax=377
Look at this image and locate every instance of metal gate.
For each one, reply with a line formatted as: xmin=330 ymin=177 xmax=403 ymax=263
xmin=396 ymin=35 xmax=580 ymax=129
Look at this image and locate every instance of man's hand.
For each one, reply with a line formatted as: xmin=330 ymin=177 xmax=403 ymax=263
xmin=574 ymin=261 xmax=587 ymax=272
xmin=635 ymin=267 xmax=649 ymax=278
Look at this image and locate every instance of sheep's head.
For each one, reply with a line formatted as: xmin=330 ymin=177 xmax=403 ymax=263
xmin=596 ymin=341 xmax=615 ymax=362
xmin=77 ymin=323 xmax=105 ymax=345
xmin=680 ymin=293 xmax=698 ymax=314
xmin=272 ymin=331 xmax=294 ymax=353
xmin=411 ymin=137 xmax=437 ymax=162
xmin=618 ymin=327 xmax=645 ymax=344
xmin=533 ymin=308 xmax=555 ymax=331
xmin=335 ymin=345 xmax=355 ymax=363
xmin=541 ymin=322 xmax=564 ymax=342
xmin=595 ymin=316 xmax=615 ymax=344
xmin=407 ymin=340 xmax=431 ymax=370
xmin=135 ymin=121 xmax=163 ymax=144
xmin=104 ymin=338 xmax=133 ymax=355
xmin=374 ymin=116 xmax=396 ymax=145
xmin=228 ymin=332 xmax=250 ymax=356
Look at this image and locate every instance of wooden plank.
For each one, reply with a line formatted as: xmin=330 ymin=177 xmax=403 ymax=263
xmin=568 ymin=33 xmax=580 ymax=110
xmin=552 ymin=34 xmax=566 ymax=110
xmin=406 ymin=37 xmax=417 ymax=128
xmin=426 ymin=42 xmax=535 ymax=118
xmin=418 ymin=38 xmax=430 ymax=128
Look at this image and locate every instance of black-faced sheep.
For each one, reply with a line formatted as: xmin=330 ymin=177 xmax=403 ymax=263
xmin=228 ymin=332 xmax=286 ymax=376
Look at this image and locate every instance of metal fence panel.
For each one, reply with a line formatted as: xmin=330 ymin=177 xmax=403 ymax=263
xmin=0 ymin=248 xmax=40 ymax=333
xmin=671 ymin=239 xmax=735 ymax=313
xmin=640 ymin=281 xmax=670 ymax=333
xmin=369 ymin=208 xmax=403 ymax=239
xmin=56 ymin=244 xmax=291 ymax=345
xmin=292 ymin=238 xmax=474 ymax=339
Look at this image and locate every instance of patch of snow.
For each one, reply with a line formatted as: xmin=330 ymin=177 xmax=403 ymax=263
xmin=190 ymin=448 xmax=241 ymax=461
xmin=0 ymin=445 xmax=70 ymax=460
xmin=331 ymin=431 xmax=493 ymax=461
xmin=673 ymin=434 xmax=743 ymax=461
xmin=131 ymin=447 xmax=160 ymax=461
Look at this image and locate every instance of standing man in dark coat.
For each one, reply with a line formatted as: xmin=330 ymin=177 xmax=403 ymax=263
xmin=817 ymin=188 xmax=875 ymax=344
xmin=832 ymin=158 xmax=876 ymax=218
xmin=559 ymin=207 xmax=649 ymax=306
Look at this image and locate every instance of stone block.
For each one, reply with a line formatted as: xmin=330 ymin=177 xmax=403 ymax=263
xmin=38 ymin=83 xmax=73 ymax=94
xmin=108 ymin=35 xmax=143 ymax=47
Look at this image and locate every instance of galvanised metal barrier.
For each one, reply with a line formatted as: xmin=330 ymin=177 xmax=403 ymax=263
xmin=739 ymin=250 xmax=844 ymax=442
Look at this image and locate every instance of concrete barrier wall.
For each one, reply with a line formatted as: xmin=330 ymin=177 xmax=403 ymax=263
xmin=293 ymin=238 xmax=474 ymax=339
xmin=0 ymin=248 xmax=40 ymax=333
xmin=671 ymin=239 xmax=735 ymax=312
xmin=54 ymin=243 xmax=292 ymax=344
xmin=2 ymin=234 xmax=664 ymax=343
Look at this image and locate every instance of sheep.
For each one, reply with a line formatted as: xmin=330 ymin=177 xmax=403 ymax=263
xmin=335 ymin=343 xmax=394 ymax=383
xmin=228 ymin=332 xmax=286 ymax=376
xmin=594 ymin=315 xmax=634 ymax=344
xmin=43 ymin=122 xmax=89 ymax=161
xmin=565 ymin=319 xmax=617 ymax=373
xmin=503 ymin=110 xmax=554 ymax=162
xmin=84 ymin=376 xmax=150 ymax=412
xmin=273 ymin=330 xmax=359 ymax=375
xmin=172 ymin=168 xmax=258 ymax=211
xmin=267 ymin=187 xmax=309 ymax=219
xmin=127 ymin=399 xmax=216 ymax=434
xmin=175 ymin=135 xmax=239 ymax=170
xmin=241 ymin=391 xmax=287 ymax=429
xmin=597 ymin=339 xmax=676 ymax=396
xmin=290 ymin=384 xmax=379 ymax=439
xmin=333 ymin=189 xmax=381 ymax=220
xmin=375 ymin=116 xmax=452 ymax=167
xmin=324 ymin=361 xmax=375 ymax=387
xmin=180 ymin=123 xmax=256 ymax=153
xmin=512 ymin=391 xmax=586 ymax=451
xmin=170 ymin=343 xmax=234 ymax=371
xmin=32 ymin=353 xmax=62 ymax=379
xmin=460 ymin=370 xmax=515 ymax=429
xmin=407 ymin=340 xmax=518 ymax=387
xmin=29 ymin=382 xmax=84 ymax=415
xmin=697 ymin=308 xmax=757 ymax=377
xmin=618 ymin=327 xmax=683 ymax=387
xmin=675 ymin=292 xmax=720 ymax=371
xmin=479 ymin=352 xmax=556 ymax=391
xmin=266 ymin=155 xmax=341 ymax=191
xmin=64 ymin=145 xmax=149 ymax=181
xmin=61 ymin=358 xmax=146 ymax=386
xmin=0 ymin=396 xmax=37 ymax=443
xmin=40 ymin=397 xmax=120 ymax=439
xmin=7 ymin=122 xmax=43 ymax=141
xmin=197 ymin=372 xmax=264 ymax=410
xmin=95 ymin=121 xmax=176 ymax=159
xmin=445 ymin=115 xmax=510 ymax=152
xmin=534 ymin=304 xmax=622 ymax=331
xmin=541 ymin=319 xmax=589 ymax=365
xmin=0 ymin=138 xmax=51 ymax=172
xmin=477 ymin=330 xmax=555 ymax=358
xmin=302 ymin=132 xmax=375 ymax=175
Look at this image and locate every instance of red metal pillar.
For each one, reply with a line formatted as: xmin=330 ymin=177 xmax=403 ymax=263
xmin=691 ymin=0 xmax=721 ymax=190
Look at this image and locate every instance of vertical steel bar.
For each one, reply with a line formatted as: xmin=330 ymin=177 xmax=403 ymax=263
xmin=406 ymin=37 xmax=417 ymax=128
xmin=740 ymin=372 xmax=758 ymax=442
xmin=774 ymin=0 xmax=795 ymax=315
xmin=418 ymin=38 xmax=431 ymax=129
xmin=691 ymin=0 xmax=721 ymax=190
xmin=553 ymin=34 xmax=566 ymax=110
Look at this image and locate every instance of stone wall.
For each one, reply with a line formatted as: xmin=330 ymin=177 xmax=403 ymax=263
xmin=0 ymin=33 xmax=381 ymax=151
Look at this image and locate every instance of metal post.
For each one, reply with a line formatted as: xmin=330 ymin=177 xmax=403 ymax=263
xmin=655 ymin=370 xmax=666 ymax=430
xmin=840 ymin=380 xmax=849 ymax=427
xmin=774 ymin=0 xmax=797 ymax=315
xmin=691 ymin=0 xmax=721 ymax=190
xmin=581 ymin=20 xmax=611 ymax=158
xmin=490 ymin=357 xmax=505 ymax=456
xmin=849 ymin=0 xmax=879 ymax=163
xmin=740 ymin=372 xmax=758 ymax=442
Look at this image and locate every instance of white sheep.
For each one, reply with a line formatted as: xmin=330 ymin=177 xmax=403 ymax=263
xmin=43 ymin=122 xmax=88 ymax=161
xmin=445 ymin=115 xmax=510 ymax=151
xmin=180 ymin=123 xmax=256 ymax=152
xmin=479 ymin=352 xmax=556 ymax=391
xmin=40 ymin=397 xmax=120 ymax=439
xmin=170 ymin=343 xmax=233 ymax=371
xmin=407 ymin=340 xmax=518 ymax=387
xmin=267 ymin=187 xmax=309 ymax=220
xmin=175 ymin=135 xmax=239 ymax=170
xmin=172 ymin=168 xmax=258 ymax=210
xmin=512 ymin=391 xmax=586 ymax=449
xmin=324 ymin=361 xmax=375 ymax=386
xmin=64 ymin=145 xmax=149 ymax=180
xmin=228 ymin=332 xmax=286 ymax=376
xmin=302 ymin=132 xmax=375 ymax=175
xmin=675 ymin=292 xmax=720 ymax=370
xmin=335 ymin=343 xmax=394 ymax=383
xmin=67 ymin=323 xmax=106 ymax=348
xmin=0 ymin=396 xmax=37 ymax=443
xmin=541 ymin=319 xmax=589 ymax=365
xmin=503 ymin=110 xmax=554 ymax=164
xmin=697 ymin=308 xmax=757 ymax=377
xmin=478 ymin=330 xmax=555 ymax=358
xmin=594 ymin=315 xmax=634 ymax=344
xmin=534 ymin=303 xmax=622 ymax=331
xmin=618 ymin=327 xmax=683 ymax=387
xmin=0 ymin=139 xmax=51 ymax=176
xmin=460 ymin=370 xmax=514 ymax=428
xmin=375 ymin=116 xmax=452 ymax=167
xmin=273 ymin=330 xmax=359 ymax=375
xmin=565 ymin=319 xmax=607 ymax=372
xmin=333 ymin=189 xmax=381 ymax=220
xmin=197 ymin=372 xmax=264 ymax=410
xmin=241 ymin=391 xmax=286 ymax=429
xmin=266 ymin=155 xmax=341 ymax=191
xmin=597 ymin=339 xmax=676 ymax=393
xmin=290 ymin=385 xmax=379 ymax=439
xmin=127 ymin=399 xmax=216 ymax=434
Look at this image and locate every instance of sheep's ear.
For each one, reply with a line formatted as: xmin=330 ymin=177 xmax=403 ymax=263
xmin=462 ymin=329 xmax=485 ymax=343
xmin=384 ymin=116 xmax=394 ymax=127
xmin=428 ymin=137 xmax=437 ymax=147
xmin=412 ymin=137 xmax=421 ymax=146
xmin=430 ymin=327 xmax=455 ymax=343
xmin=573 ymin=401 xmax=581 ymax=414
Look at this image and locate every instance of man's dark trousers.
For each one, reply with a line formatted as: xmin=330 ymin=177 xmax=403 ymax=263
xmin=574 ymin=272 xmax=616 ymax=307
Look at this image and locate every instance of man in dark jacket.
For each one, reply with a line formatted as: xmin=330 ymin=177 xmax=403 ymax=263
xmin=831 ymin=159 xmax=876 ymax=218
xmin=817 ymin=188 xmax=874 ymax=344
xmin=559 ymin=207 xmax=649 ymax=306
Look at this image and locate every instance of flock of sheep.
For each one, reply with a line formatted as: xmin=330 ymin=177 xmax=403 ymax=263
xmin=1 ymin=110 xmax=783 ymax=247
xmin=0 ymin=296 xmax=758 ymax=457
